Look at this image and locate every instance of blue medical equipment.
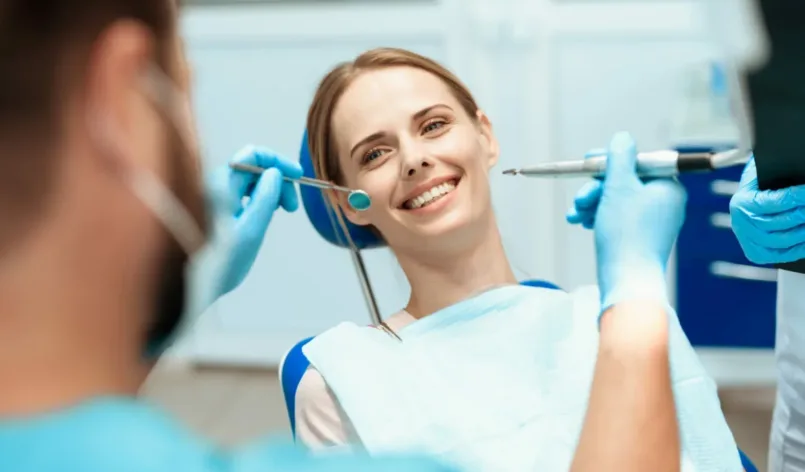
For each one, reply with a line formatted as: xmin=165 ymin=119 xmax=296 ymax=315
xmin=284 ymin=131 xmax=758 ymax=472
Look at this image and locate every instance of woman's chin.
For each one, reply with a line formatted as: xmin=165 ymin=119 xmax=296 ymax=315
xmin=405 ymin=210 xmax=483 ymax=245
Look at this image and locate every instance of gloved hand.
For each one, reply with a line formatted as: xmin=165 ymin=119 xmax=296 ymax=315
xmin=565 ymin=132 xmax=687 ymax=311
xmin=207 ymin=145 xmax=303 ymax=298
xmin=729 ymin=156 xmax=805 ymax=265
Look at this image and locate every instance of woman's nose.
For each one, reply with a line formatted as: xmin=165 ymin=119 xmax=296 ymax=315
xmin=403 ymin=156 xmax=434 ymax=177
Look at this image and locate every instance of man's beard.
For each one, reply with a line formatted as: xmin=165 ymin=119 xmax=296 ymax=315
xmin=145 ymin=239 xmax=188 ymax=354
xmin=145 ymin=127 xmax=207 ymax=356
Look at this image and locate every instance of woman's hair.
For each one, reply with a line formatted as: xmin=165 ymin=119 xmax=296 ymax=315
xmin=306 ymin=48 xmax=481 ymax=187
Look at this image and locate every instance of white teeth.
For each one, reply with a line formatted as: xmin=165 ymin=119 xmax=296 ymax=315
xmin=406 ymin=181 xmax=457 ymax=209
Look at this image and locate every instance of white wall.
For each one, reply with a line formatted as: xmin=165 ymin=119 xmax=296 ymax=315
xmin=165 ymin=0 xmax=773 ymax=384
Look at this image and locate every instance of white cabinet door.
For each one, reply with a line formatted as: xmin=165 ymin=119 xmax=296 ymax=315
xmin=177 ymin=2 xmax=481 ymax=366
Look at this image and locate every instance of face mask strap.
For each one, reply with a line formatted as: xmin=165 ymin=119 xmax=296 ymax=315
xmin=98 ymin=63 xmax=207 ymax=256
xmin=125 ymin=169 xmax=206 ymax=255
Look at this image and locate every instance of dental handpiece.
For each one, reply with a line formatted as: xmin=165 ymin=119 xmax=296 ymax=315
xmin=502 ymin=148 xmax=749 ymax=179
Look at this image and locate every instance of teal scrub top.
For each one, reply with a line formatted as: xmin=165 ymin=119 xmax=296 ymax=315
xmin=0 ymin=398 xmax=454 ymax=472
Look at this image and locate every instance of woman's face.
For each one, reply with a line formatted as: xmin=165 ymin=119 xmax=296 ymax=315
xmin=330 ymin=66 xmax=500 ymax=252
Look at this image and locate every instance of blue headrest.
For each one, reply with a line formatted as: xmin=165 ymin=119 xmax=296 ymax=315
xmin=299 ymin=130 xmax=386 ymax=250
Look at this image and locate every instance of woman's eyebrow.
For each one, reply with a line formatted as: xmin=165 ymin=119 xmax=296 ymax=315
xmin=412 ymin=104 xmax=452 ymax=121
xmin=350 ymin=132 xmax=386 ymax=159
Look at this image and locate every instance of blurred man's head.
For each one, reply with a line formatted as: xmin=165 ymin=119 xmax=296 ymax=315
xmin=0 ymin=0 xmax=207 ymax=406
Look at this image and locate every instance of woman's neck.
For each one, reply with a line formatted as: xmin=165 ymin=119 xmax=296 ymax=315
xmin=396 ymin=221 xmax=518 ymax=319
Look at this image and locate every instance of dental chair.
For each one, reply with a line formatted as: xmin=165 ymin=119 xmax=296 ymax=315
xmin=277 ymin=132 xmax=758 ymax=472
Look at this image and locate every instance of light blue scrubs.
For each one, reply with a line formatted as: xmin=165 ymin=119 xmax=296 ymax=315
xmin=0 ymin=398 xmax=454 ymax=472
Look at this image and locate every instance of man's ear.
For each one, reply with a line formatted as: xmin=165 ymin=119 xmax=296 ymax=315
xmin=476 ymin=110 xmax=500 ymax=168
xmin=85 ymin=20 xmax=156 ymax=167
xmin=328 ymin=190 xmax=372 ymax=226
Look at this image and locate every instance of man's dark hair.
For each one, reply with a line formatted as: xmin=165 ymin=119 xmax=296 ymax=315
xmin=0 ymin=1 xmax=176 ymax=253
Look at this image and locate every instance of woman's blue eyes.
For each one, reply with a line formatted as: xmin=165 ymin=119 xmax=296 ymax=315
xmin=363 ymin=148 xmax=386 ymax=163
xmin=362 ymin=119 xmax=448 ymax=164
xmin=422 ymin=120 xmax=445 ymax=133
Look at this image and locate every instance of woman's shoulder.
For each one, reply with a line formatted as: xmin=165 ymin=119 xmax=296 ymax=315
xmin=295 ymin=366 xmax=356 ymax=448
xmin=296 ymin=366 xmax=330 ymax=405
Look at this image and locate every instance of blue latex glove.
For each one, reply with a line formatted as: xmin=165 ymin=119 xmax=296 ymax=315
xmin=565 ymin=132 xmax=687 ymax=311
xmin=729 ymin=156 xmax=805 ymax=265
xmin=207 ymin=145 xmax=303 ymax=298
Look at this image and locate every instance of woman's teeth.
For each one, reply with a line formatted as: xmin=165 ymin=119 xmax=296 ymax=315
xmin=405 ymin=180 xmax=457 ymax=210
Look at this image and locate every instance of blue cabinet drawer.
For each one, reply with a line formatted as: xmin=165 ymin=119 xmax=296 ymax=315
xmin=675 ymin=256 xmax=777 ymax=348
xmin=677 ymin=208 xmax=751 ymax=262
xmin=679 ymin=165 xmax=743 ymax=212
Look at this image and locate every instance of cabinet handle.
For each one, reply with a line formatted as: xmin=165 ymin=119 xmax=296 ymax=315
xmin=710 ymin=180 xmax=740 ymax=196
xmin=710 ymin=261 xmax=777 ymax=282
xmin=709 ymin=212 xmax=732 ymax=229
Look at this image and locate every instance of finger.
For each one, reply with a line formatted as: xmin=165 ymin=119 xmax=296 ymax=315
xmin=574 ymin=180 xmax=603 ymax=210
xmin=238 ymin=168 xmax=283 ymax=240
xmin=603 ymin=131 xmax=641 ymax=189
xmin=566 ymin=208 xmax=584 ymax=225
xmin=279 ymin=180 xmax=300 ymax=212
xmin=738 ymin=213 xmax=805 ymax=249
xmin=732 ymin=213 xmax=803 ymax=255
xmin=566 ymin=206 xmax=597 ymax=225
xmin=583 ymin=148 xmax=608 ymax=159
xmin=249 ymin=147 xmax=304 ymax=180
xmin=737 ymin=156 xmax=758 ymax=192
xmin=764 ymin=224 xmax=805 ymax=250
xmin=230 ymin=145 xmax=304 ymax=197
xmin=207 ymin=165 xmax=241 ymax=217
xmin=581 ymin=215 xmax=596 ymax=230
xmin=760 ymin=241 xmax=805 ymax=265
xmin=229 ymin=147 xmax=263 ymax=205
xmin=733 ymin=185 xmax=805 ymax=215
xmin=739 ymin=205 xmax=805 ymax=232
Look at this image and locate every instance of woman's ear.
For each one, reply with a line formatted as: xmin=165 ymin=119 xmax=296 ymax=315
xmin=476 ymin=110 xmax=500 ymax=168
xmin=330 ymin=190 xmax=372 ymax=226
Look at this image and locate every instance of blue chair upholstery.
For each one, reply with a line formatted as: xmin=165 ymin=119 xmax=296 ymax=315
xmin=299 ymin=130 xmax=384 ymax=250
xmin=278 ymin=336 xmax=314 ymax=438
xmin=290 ymin=131 xmax=758 ymax=471
xmin=739 ymin=450 xmax=758 ymax=472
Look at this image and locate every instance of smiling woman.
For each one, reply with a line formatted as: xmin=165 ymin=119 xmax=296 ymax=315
xmin=306 ymin=48 xmax=501 ymax=260
xmin=293 ymin=47 xmax=743 ymax=472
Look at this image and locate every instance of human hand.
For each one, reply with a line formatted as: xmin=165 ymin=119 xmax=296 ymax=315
xmin=566 ymin=132 xmax=687 ymax=311
xmin=729 ymin=157 xmax=805 ymax=265
xmin=207 ymin=145 xmax=303 ymax=298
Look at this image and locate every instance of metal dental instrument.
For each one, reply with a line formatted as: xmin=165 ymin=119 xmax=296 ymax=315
xmin=229 ymin=162 xmax=372 ymax=211
xmin=502 ymin=147 xmax=750 ymax=179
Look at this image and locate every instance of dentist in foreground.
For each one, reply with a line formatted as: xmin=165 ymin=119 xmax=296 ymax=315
xmin=0 ymin=1 xmax=687 ymax=470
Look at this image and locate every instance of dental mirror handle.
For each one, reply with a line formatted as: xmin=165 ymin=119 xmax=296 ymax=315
xmin=229 ymin=162 xmax=353 ymax=194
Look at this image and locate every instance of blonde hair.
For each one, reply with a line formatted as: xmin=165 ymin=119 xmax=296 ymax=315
xmin=306 ymin=47 xmax=481 ymax=187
